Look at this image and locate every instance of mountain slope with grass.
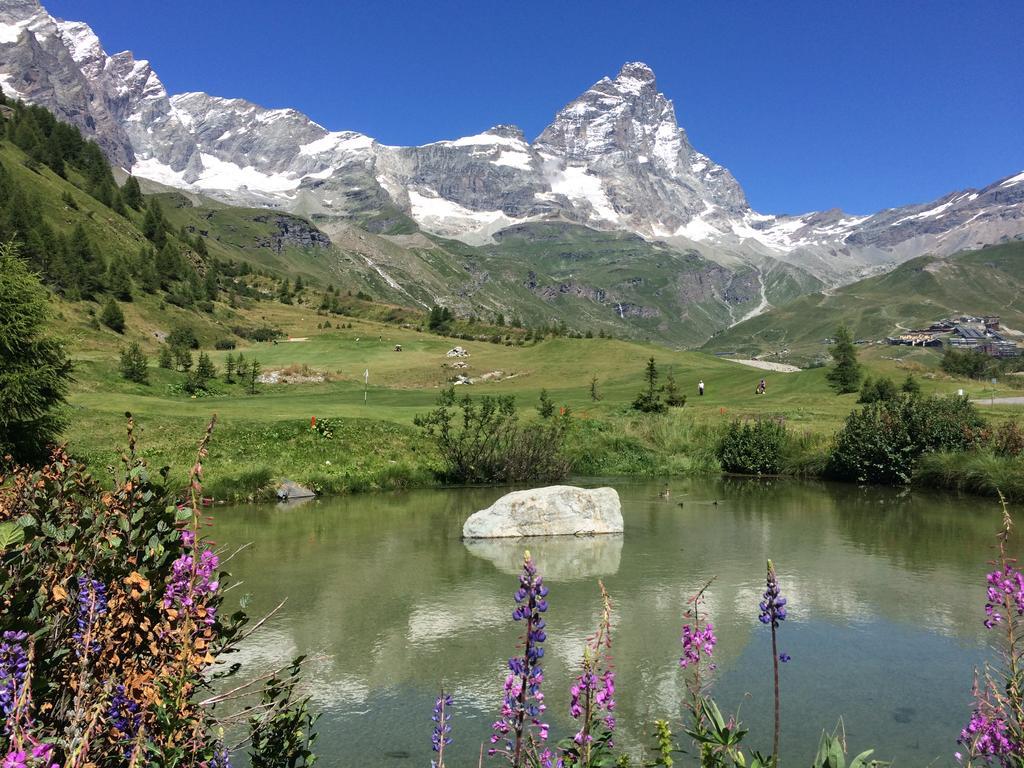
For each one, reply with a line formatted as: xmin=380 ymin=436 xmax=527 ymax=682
xmin=703 ymin=241 xmax=1024 ymax=360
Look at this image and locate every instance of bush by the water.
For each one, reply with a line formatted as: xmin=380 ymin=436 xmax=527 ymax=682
xmin=716 ymin=417 xmax=788 ymax=475
xmin=827 ymin=393 xmax=984 ymax=484
xmin=415 ymin=388 xmax=571 ymax=484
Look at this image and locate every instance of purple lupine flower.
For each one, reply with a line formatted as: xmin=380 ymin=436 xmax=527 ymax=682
xmin=163 ymin=531 xmax=221 ymax=625
xmin=431 ymin=692 xmax=453 ymax=768
xmin=0 ymin=631 xmax=29 ymax=721
xmin=209 ymin=741 xmax=231 ymax=768
xmin=490 ymin=551 xmax=549 ymax=761
xmin=679 ymin=623 xmax=716 ymax=669
xmin=958 ymin=710 xmax=1017 ymax=761
xmin=73 ymin=576 xmax=108 ymax=657
xmin=779 ymin=653 xmax=791 ymax=663
xmin=983 ymin=565 xmax=1024 ymax=629
xmin=109 ymin=685 xmax=141 ymax=758
xmin=759 ymin=562 xmax=787 ymax=628
xmin=2 ymin=751 xmax=26 ymax=768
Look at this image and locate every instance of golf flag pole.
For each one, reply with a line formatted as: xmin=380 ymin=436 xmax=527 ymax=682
xmin=364 ymin=368 xmax=369 ymax=404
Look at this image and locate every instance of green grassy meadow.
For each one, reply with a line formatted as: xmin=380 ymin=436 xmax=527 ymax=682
xmin=61 ymin=301 xmax=1024 ymax=501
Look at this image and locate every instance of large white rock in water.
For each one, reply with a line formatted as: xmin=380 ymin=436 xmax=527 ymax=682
xmin=463 ymin=485 xmax=623 ymax=538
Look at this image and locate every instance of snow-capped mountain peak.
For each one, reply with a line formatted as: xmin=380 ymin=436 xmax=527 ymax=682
xmin=1 ymin=4 xmax=1022 ymax=286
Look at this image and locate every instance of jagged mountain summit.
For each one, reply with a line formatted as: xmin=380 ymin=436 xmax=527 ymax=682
xmin=1 ymin=0 xmax=1023 ymax=288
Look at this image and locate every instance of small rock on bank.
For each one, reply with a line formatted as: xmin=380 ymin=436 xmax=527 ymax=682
xmin=463 ymin=485 xmax=623 ymax=538
xmin=276 ymin=480 xmax=315 ymax=501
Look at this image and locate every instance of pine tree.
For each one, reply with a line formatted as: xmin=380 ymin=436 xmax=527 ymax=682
xmin=107 ymin=257 xmax=133 ymax=301
xmin=279 ymin=278 xmax=292 ymax=304
xmin=224 ymin=353 xmax=235 ymax=383
xmin=158 ymin=344 xmax=173 ymax=370
xmin=136 ymin=247 xmax=160 ymax=294
xmin=537 ymin=389 xmax=555 ymax=419
xmin=204 ymin=269 xmax=218 ymax=301
xmin=294 ymin=275 xmax=304 ymax=292
xmin=248 ymin=359 xmax=261 ymax=395
xmin=195 ymin=352 xmax=217 ymax=384
xmin=174 ymin=346 xmax=193 ymax=372
xmin=122 ymin=175 xmax=143 ymax=210
xmin=234 ymin=354 xmax=248 ymax=381
xmin=155 ymin=241 xmax=182 ymax=288
xmin=0 ymin=241 xmax=73 ymax=463
xmin=99 ymin=297 xmax=125 ymax=333
xmin=632 ymin=357 xmax=666 ymax=413
xmin=68 ymin=224 xmax=105 ymax=299
xmin=663 ymin=370 xmax=686 ymax=407
xmin=825 ymin=325 xmax=863 ymax=394
xmin=119 ymin=342 xmax=149 ymax=384
xmin=141 ymin=198 xmax=167 ymax=247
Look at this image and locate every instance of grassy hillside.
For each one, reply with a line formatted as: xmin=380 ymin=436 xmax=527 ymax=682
xmin=704 ymin=241 xmax=1024 ymax=361
xmin=61 ymin=291 xmax=1023 ymax=502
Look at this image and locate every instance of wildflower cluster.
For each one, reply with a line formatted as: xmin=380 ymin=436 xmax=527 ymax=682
xmin=163 ymin=530 xmax=221 ymax=625
xmin=0 ymin=420 xmax=318 ymax=768
xmin=568 ymin=670 xmax=615 ymax=736
xmin=490 ymin=551 xmax=550 ymax=765
xmin=983 ymin=564 xmax=1024 ymax=629
xmin=72 ymin=576 xmax=108 ymax=656
xmin=2 ymin=742 xmax=58 ymax=768
xmin=0 ymin=632 xmax=29 ymax=722
xmin=758 ymin=561 xmax=788 ymax=629
xmin=958 ymin=709 xmax=1015 ymax=761
xmin=679 ymin=623 xmax=717 ymax=669
xmin=431 ymin=692 xmax=453 ymax=768
xmin=959 ymin=504 xmax=1024 ymax=764
xmin=108 ymin=685 xmax=141 ymax=759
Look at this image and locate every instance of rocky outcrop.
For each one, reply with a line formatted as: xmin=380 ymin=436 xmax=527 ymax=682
xmin=462 ymin=486 xmax=623 ymax=538
xmin=253 ymin=214 xmax=331 ymax=252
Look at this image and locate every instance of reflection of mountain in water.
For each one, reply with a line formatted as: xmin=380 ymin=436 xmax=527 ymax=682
xmin=211 ymin=478 xmax=1004 ymax=765
xmin=463 ymin=534 xmax=623 ymax=580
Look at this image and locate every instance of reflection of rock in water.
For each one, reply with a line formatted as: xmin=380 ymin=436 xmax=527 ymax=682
xmin=464 ymin=535 xmax=623 ymax=581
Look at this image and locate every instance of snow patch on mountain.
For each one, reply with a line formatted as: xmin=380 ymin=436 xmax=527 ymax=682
xmin=408 ymin=188 xmax=528 ymax=241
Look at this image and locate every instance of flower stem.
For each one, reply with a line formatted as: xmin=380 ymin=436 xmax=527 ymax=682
xmin=771 ymin=622 xmax=780 ymax=766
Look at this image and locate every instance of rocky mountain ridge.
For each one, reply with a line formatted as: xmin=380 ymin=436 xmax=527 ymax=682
xmin=1 ymin=0 xmax=1022 ymax=291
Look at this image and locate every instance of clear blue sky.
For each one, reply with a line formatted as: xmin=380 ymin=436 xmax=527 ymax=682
xmin=44 ymin=0 xmax=1024 ymax=215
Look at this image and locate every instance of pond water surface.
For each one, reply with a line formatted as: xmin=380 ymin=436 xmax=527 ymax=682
xmin=213 ymin=477 xmax=1006 ymax=766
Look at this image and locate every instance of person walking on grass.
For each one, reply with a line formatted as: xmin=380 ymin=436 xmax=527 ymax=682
xmin=757 ymin=378 xmax=767 ymax=395
xmin=698 ymin=379 xmax=705 ymax=397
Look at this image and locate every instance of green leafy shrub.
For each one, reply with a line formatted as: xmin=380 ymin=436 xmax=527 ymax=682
xmin=857 ymin=376 xmax=898 ymax=403
xmin=716 ymin=418 xmax=787 ymax=475
xmin=415 ymin=388 xmax=571 ymax=484
xmin=167 ymin=323 xmax=199 ymax=350
xmin=214 ymin=338 xmax=237 ymax=350
xmin=827 ymin=393 xmax=985 ymax=484
xmin=993 ymin=420 xmax=1024 ymax=457
xmin=941 ymin=347 xmax=996 ymax=379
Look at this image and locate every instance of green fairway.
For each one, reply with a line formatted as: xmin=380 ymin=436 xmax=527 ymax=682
xmin=61 ymin=301 xmax=1024 ymax=501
